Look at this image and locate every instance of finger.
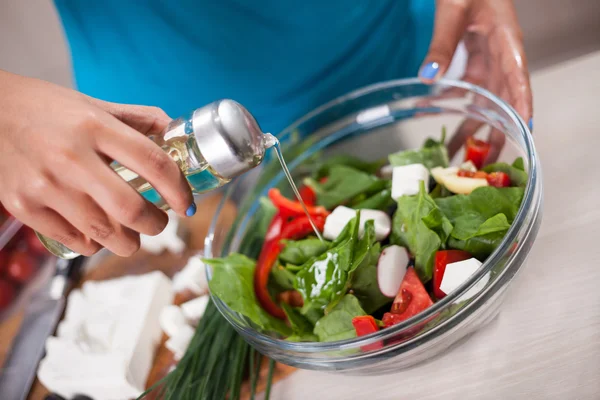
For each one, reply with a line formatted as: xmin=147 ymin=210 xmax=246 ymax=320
xmin=419 ymin=0 xmax=469 ymax=82
xmin=44 ymin=184 xmax=142 ymax=257
xmin=85 ymin=97 xmax=172 ymax=136
xmin=5 ymin=201 xmax=101 ymax=257
xmin=95 ymin=117 xmax=195 ymax=218
xmin=63 ymin=153 xmax=169 ymax=236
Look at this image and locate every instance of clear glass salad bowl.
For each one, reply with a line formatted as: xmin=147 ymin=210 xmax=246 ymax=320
xmin=204 ymin=78 xmax=542 ymax=375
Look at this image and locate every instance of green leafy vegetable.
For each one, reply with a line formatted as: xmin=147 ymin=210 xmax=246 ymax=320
xmin=435 ymin=186 xmax=525 ymax=258
xmin=205 ymin=254 xmax=291 ymax=335
xmin=388 ymin=130 xmax=449 ymax=170
xmin=483 ymin=159 xmax=528 ymax=187
xmin=281 ymin=303 xmax=318 ymax=342
xmin=512 ymin=157 xmax=525 ymax=171
xmin=313 ymin=294 xmax=366 ymax=342
xmin=269 ymin=265 xmax=296 ymax=291
xmin=391 ymin=181 xmax=453 ymax=282
xmin=279 ymin=238 xmax=331 ymax=266
xmin=304 ymin=165 xmax=380 ymax=209
xmin=350 ymin=242 xmax=391 ymax=314
xmin=314 ymin=154 xmax=386 ymax=179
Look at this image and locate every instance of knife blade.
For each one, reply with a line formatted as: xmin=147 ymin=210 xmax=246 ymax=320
xmin=0 ymin=256 xmax=85 ymax=400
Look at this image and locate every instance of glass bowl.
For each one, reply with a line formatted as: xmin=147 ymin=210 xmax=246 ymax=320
xmin=204 ymin=78 xmax=542 ymax=375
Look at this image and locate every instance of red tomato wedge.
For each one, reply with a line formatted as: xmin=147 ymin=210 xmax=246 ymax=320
xmin=383 ymin=267 xmax=433 ymax=327
xmin=464 ymin=137 xmax=491 ymax=169
xmin=352 ymin=315 xmax=383 ymax=351
xmin=486 ymin=171 xmax=511 ymax=187
xmin=433 ymin=250 xmax=472 ymax=299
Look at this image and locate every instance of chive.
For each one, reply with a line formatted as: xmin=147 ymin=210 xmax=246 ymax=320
xmin=264 ymin=359 xmax=276 ymax=400
xmin=139 ymin=300 xmax=277 ymax=400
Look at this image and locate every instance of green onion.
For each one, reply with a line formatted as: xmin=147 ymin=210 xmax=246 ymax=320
xmin=138 ymin=300 xmax=275 ymax=400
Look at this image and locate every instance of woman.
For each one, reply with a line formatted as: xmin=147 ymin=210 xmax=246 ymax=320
xmin=0 ymin=0 xmax=532 ymax=257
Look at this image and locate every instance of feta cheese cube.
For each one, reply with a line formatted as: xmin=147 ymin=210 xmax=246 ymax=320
xmin=140 ymin=210 xmax=185 ymax=255
xmin=172 ymin=257 xmax=208 ymax=295
xmin=160 ymin=305 xmax=188 ymax=337
xmin=181 ymin=295 xmax=210 ymax=326
xmin=323 ymin=206 xmax=391 ymax=241
xmin=391 ymin=163 xmax=430 ymax=198
xmin=165 ymin=324 xmax=195 ymax=361
xmin=440 ymin=258 xmax=490 ymax=301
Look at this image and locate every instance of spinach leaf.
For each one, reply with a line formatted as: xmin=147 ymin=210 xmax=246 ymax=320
xmin=205 ymin=254 xmax=291 ymax=335
xmin=279 ymin=238 xmax=331 ymax=266
xmin=388 ymin=131 xmax=449 ymax=170
xmin=295 ymin=214 xmax=360 ymax=314
xmin=391 ymin=181 xmax=453 ymax=282
xmin=350 ymin=242 xmax=391 ymax=314
xmin=281 ymin=303 xmax=316 ymax=342
xmin=269 ymin=265 xmax=296 ymax=291
xmin=430 ymin=184 xmax=453 ymax=199
xmin=512 ymin=157 xmax=525 ymax=171
xmin=482 ymin=159 xmax=528 ymax=187
xmin=313 ymin=294 xmax=366 ymax=342
xmin=434 ymin=186 xmax=525 ymax=258
xmin=304 ymin=165 xmax=380 ymax=209
xmin=352 ymin=187 xmax=394 ymax=211
xmin=237 ymin=197 xmax=276 ymax=259
xmin=314 ymin=155 xmax=386 ymax=179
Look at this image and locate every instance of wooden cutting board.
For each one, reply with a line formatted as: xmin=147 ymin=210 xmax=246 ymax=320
xmin=1 ymin=193 xmax=296 ymax=400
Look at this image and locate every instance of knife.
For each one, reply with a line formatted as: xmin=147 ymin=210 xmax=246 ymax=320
xmin=0 ymin=255 xmax=85 ymax=400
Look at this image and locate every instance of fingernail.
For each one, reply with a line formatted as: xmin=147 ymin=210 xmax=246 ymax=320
xmin=419 ymin=62 xmax=440 ymax=80
xmin=185 ymin=202 xmax=197 ymax=217
xmin=528 ymin=118 xmax=533 ymax=132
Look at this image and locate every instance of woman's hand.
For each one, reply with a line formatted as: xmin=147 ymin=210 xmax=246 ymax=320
xmin=0 ymin=70 xmax=195 ymax=257
xmin=419 ymin=0 xmax=532 ymax=160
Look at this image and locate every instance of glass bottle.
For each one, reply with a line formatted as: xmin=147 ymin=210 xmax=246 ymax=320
xmin=37 ymin=100 xmax=276 ymax=259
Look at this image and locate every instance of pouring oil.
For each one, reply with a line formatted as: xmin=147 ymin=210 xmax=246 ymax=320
xmin=265 ymin=135 xmax=324 ymax=242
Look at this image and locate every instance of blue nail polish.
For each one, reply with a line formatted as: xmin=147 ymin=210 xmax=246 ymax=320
xmin=419 ymin=62 xmax=440 ymax=80
xmin=185 ymin=202 xmax=197 ymax=217
xmin=528 ymin=118 xmax=533 ymax=132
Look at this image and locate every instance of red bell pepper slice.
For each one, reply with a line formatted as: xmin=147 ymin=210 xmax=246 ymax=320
xmin=486 ymin=171 xmax=511 ymax=188
xmin=383 ymin=267 xmax=433 ymax=327
xmin=464 ymin=137 xmax=491 ymax=169
xmin=268 ymin=188 xmax=329 ymax=217
xmin=298 ymin=185 xmax=317 ymax=206
xmin=433 ymin=250 xmax=472 ymax=299
xmin=352 ymin=315 xmax=383 ymax=351
xmin=254 ymin=214 xmax=326 ymax=319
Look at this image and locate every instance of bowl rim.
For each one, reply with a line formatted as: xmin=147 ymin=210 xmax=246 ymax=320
xmin=205 ymin=77 xmax=540 ymax=353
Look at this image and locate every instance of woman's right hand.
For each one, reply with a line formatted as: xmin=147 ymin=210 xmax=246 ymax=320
xmin=0 ymin=70 xmax=195 ymax=257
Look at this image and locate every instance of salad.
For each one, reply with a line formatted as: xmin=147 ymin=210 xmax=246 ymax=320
xmin=205 ymin=130 xmax=527 ymax=344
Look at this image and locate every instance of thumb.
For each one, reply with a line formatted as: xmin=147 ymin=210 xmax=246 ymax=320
xmin=85 ymin=97 xmax=172 ymax=136
xmin=419 ymin=0 xmax=469 ymax=82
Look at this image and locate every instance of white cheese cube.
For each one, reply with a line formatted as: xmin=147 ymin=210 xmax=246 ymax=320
xmin=38 ymin=271 xmax=174 ymax=399
xmin=165 ymin=324 xmax=195 ymax=361
xmin=391 ymin=163 xmax=430 ymax=198
xmin=181 ymin=295 xmax=210 ymax=326
xmin=323 ymin=206 xmax=391 ymax=241
xmin=140 ymin=210 xmax=185 ymax=255
xmin=172 ymin=257 xmax=208 ymax=295
xmin=160 ymin=305 xmax=188 ymax=337
xmin=440 ymin=258 xmax=490 ymax=301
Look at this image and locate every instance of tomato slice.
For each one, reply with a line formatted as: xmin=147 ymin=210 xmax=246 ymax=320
xmin=464 ymin=138 xmax=491 ymax=169
xmin=433 ymin=250 xmax=472 ymax=299
xmin=383 ymin=267 xmax=433 ymax=327
xmin=486 ymin=171 xmax=511 ymax=187
xmin=352 ymin=315 xmax=383 ymax=351
xmin=0 ymin=279 xmax=16 ymax=310
xmin=6 ymin=250 xmax=36 ymax=284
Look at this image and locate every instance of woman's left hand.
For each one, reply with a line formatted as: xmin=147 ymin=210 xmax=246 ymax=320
xmin=419 ymin=0 xmax=532 ymax=158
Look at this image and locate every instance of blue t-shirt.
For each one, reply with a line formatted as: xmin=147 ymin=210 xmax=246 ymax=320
xmin=54 ymin=1 xmax=434 ymax=134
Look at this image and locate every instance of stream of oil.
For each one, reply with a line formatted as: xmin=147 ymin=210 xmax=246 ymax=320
xmin=264 ymin=134 xmax=324 ymax=242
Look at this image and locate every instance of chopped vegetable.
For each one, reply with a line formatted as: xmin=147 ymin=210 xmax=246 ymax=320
xmin=486 ymin=171 xmax=512 ymax=187
xmin=352 ymin=315 xmax=383 ymax=351
xmin=433 ymin=250 xmax=472 ymax=299
xmin=268 ymin=188 xmax=329 ymax=218
xmin=464 ymin=137 xmax=491 ymax=169
xmin=377 ymin=245 xmax=409 ymax=297
xmin=383 ymin=267 xmax=433 ymax=327
xmin=313 ymin=294 xmax=366 ymax=342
